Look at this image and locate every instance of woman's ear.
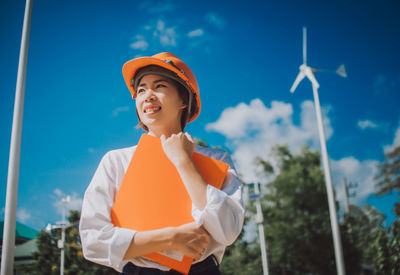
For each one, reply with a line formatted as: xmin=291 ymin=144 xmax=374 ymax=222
xmin=179 ymin=104 xmax=187 ymax=110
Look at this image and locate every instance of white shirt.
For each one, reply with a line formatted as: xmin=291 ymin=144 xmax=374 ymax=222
xmin=79 ymin=144 xmax=244 ymax=272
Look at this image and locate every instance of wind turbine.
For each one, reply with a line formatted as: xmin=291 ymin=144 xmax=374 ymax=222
xmin=290 ymin=27 xmax=347 ymax=275
xmin=290 ymin=27 xmax=347 ymax=93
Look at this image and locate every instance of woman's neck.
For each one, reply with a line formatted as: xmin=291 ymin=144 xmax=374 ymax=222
xmin=147 ymin=126 xmax=182 ymax=138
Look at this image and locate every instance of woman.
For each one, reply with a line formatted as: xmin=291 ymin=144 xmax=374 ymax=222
xmin=79 ymin=52 xmax=244 ymax=275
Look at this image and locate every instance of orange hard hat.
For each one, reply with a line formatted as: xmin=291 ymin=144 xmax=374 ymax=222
xmin=122 ymin=52 xmax=201 ymax=123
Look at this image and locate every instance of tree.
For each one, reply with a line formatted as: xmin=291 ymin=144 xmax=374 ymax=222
xmin=256 ymin=145 xmax=361 ymax=274
xmin=343 ymin=203 xmax=400 ymax=274
xmin=375 ymin=145 xmax=400 ymax=216
xmin=373 ymin=145 xmax=400 ymax=274
xmin=221 ymin=144 xmax=400 ymax=274
xmin=220 ymin=216 xmax=263 ymax=275
xmin=23 ymin=210 xmax=118 ymax=274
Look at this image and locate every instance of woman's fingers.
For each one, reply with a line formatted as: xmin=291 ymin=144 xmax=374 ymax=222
xmin=160 ymin=132 xmax=195 ymax=167
xmin=183 ymin=239 xmax=208 ymax=260
xmin=171 ymin=223 xmax=211 ymax=259
xmin=184 ymin=132 xmax=194 ymax=143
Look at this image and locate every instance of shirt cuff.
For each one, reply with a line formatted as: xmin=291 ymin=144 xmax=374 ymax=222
xmin=193 ymin=184 xmax=227 ymax=227
xmin=109 ymin=227 xmax=136 ymax=271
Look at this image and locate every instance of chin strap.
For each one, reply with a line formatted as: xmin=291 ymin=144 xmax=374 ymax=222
xmin=187 ymin=90 xmax=193 ymax=122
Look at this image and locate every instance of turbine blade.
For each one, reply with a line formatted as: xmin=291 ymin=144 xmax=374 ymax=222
xmin=290 ymin=70 xmax=306 ymax=93
xmin=305 ymin=67 xmax=320 ymax=88
xmin=303 ymin=26 xmax=307 ymax=65
xmin=336 ymin=64 xmax=347 ymax=78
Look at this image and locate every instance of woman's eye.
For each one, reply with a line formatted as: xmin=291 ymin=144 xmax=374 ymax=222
xmin=156 ymin=84 xmax=166 ymax=89
xmin=137 ymin=88 xmax=145 ymax=94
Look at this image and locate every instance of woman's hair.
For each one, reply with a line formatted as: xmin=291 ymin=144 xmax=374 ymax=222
xmin=137 ymin=79 xmax=198 ymax=132
xmin=176 ymin=80 xmax=199 ymax=130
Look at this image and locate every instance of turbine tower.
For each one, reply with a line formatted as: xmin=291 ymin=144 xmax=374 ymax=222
xmin=290 ymin=27 xmax=347 ymax=275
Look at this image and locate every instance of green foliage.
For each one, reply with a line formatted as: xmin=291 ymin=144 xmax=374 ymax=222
xmin=193 ymin=137 xmax=209 ymax=148
xmin=259 ymin=145 xmax=343 ymax=274
xmin=29 ymin=229 xmax=60 ymax=274
xmin=375 ymin=145 xmax=400 ymax=216
xmin=220 ymin=217 xmax=263 ymax=275
xmin=221 ymin=145 xmax=362 ymax=274
xmin=343 ymin=204 xmax=400 ymax=274
xmin=23 ymin=210 xmax=118 ymax=275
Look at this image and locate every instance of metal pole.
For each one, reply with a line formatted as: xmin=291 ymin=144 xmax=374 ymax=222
xmin=342 ymin=178 xmax=350 ymax=215
xmin=60 ymin=227 xmax=65 ymax=275
xmin=311 ymin=84 xmax=346 ymax=275
xmin=254 ymin=183 xmax=269 ymax=275
xmin=59 ymin=196 xmax=69 ymax=274
xmin=1 ymin=1 xmax=33 ymax=274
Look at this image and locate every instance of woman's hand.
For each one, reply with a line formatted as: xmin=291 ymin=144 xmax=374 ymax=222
xmin=161 ymin=132 xmax=208 ymax=210
xmin=160 ymin=132 xmax=195 ymax=167
xmin=171 ymin=222 xmax=211 ymax=260
xmin=124 ymin=223 xmax=211 ymax=260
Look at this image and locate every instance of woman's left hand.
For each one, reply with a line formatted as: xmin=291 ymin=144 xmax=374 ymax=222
xmin=160 ymin=132 xmax=195 ymax=167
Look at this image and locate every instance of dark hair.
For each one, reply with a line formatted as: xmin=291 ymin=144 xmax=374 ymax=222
xmin=175 ymin=80 xmax=199 ymax=130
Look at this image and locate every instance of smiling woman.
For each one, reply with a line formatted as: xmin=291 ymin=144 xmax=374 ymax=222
xmin=79 ymin=52 xmax=244 ymax=275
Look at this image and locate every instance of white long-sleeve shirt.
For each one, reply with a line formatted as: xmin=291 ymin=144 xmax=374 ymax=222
xmin=79 ymin=144 xmax=244 ymax=272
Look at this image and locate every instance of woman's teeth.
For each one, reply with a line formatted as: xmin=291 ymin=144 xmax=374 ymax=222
xmin=144 ymin=106 xmax=161 ymax=113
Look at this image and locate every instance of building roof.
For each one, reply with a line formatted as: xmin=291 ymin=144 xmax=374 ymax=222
xmin=0 ymin=221 xmax=39 ymax=242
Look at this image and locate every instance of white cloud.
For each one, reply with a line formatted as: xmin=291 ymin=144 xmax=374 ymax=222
xmin=187 ymin=28 xmax=204 ymax=38
xmin=357 ymin=119 xmax=378 ymax=130
xmin=384 ymin=125 xmax=400 ymax=153
xmin=130 ymin=40 xmax=148 ymax=50
xmin=206 ymin=98 xmax=384 ymax=210
xmin=130 ymin=35 xmax=148 ymax=51
xmin=52 ymin=189 xmax=83 ymax=216
xmin=129 ymin=11 xmax=225 ymax=53
xmin=154 ymin=20 xmax=176 ymax=47
xmin=17 ymin=208 xmax=31 ymax=223
xmin=205 ymin=12 xmax=226 ymax=30
xmin=206 ymin=99 xmax=333 ymax=183
xmin=112 ymin=106 xmax=130 ymax=117
xmin=54 ymin=188 xmax=63 ymax=197
xmin=129 ymin=20 xmax=177 ymax=51
xmin=331 ymin=157 xmax=379 ymax=206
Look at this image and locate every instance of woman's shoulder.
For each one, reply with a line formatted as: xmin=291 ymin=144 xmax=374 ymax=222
xmin=102 ymin=145 xmax=138 ymax=165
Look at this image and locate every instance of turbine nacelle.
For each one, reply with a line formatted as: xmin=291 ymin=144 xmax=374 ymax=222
xmin=290 ymin=64 xmax=319 ymax=93
xmin=290 ymin=27 xmax=346 ymax=93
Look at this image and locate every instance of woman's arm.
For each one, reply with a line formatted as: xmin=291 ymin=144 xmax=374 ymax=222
xmin=160 ymin=133 xmax=208 ymax=210
xmin=123 ymin=222 xmax=211 ymax=260
xmin=79 ymin=151 xmax=136 ymax=271
xmin=160 ymin=133 xmax=245 ymax=246
xmin=80 ymin=148 xmax=212 ymax=268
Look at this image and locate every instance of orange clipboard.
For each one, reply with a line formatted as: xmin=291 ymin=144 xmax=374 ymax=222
xmin=111 ymin=134 xmax=229 ymax=274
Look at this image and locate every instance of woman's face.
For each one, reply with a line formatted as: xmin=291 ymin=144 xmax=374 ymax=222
xmin=135 ymin=74 xmax=185 ymax=136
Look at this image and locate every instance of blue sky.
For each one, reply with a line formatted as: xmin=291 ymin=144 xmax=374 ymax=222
xmin=1 ymin=0 xmax=399 ymax=231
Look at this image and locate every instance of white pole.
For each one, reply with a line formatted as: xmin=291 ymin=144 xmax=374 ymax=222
xmin=311 ymin=84 xmax=346 ymax=275
xmin=1 ymin=1 xmax=33 ymax=274
xmin=60 ymin=196 xmax=69 ymax=274
xmin=342 ymin=178 xmax=350 ymax=215
xmin=254 ymin=183 xmax=269 ymax=275
xmin=60 ymin=227 xmax=65 ymax=275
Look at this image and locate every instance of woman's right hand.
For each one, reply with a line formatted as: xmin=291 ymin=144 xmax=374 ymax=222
xmin=170 ymin=222 xmax=211 ymax=260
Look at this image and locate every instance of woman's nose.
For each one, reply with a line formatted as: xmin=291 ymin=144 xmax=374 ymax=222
xmin=144 ymin=89 xmax=156 ymax=101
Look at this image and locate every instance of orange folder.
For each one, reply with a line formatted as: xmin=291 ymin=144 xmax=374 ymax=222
xmin=111 ymin=134 xmax=229 ymax=274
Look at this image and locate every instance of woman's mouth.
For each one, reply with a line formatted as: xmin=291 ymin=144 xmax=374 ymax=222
xmin=144 ymin=106 xmax=161 ymax=114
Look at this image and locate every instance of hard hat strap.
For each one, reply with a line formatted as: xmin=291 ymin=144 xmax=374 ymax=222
xmin=187 ymin=90 xmax=193 ymax=122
